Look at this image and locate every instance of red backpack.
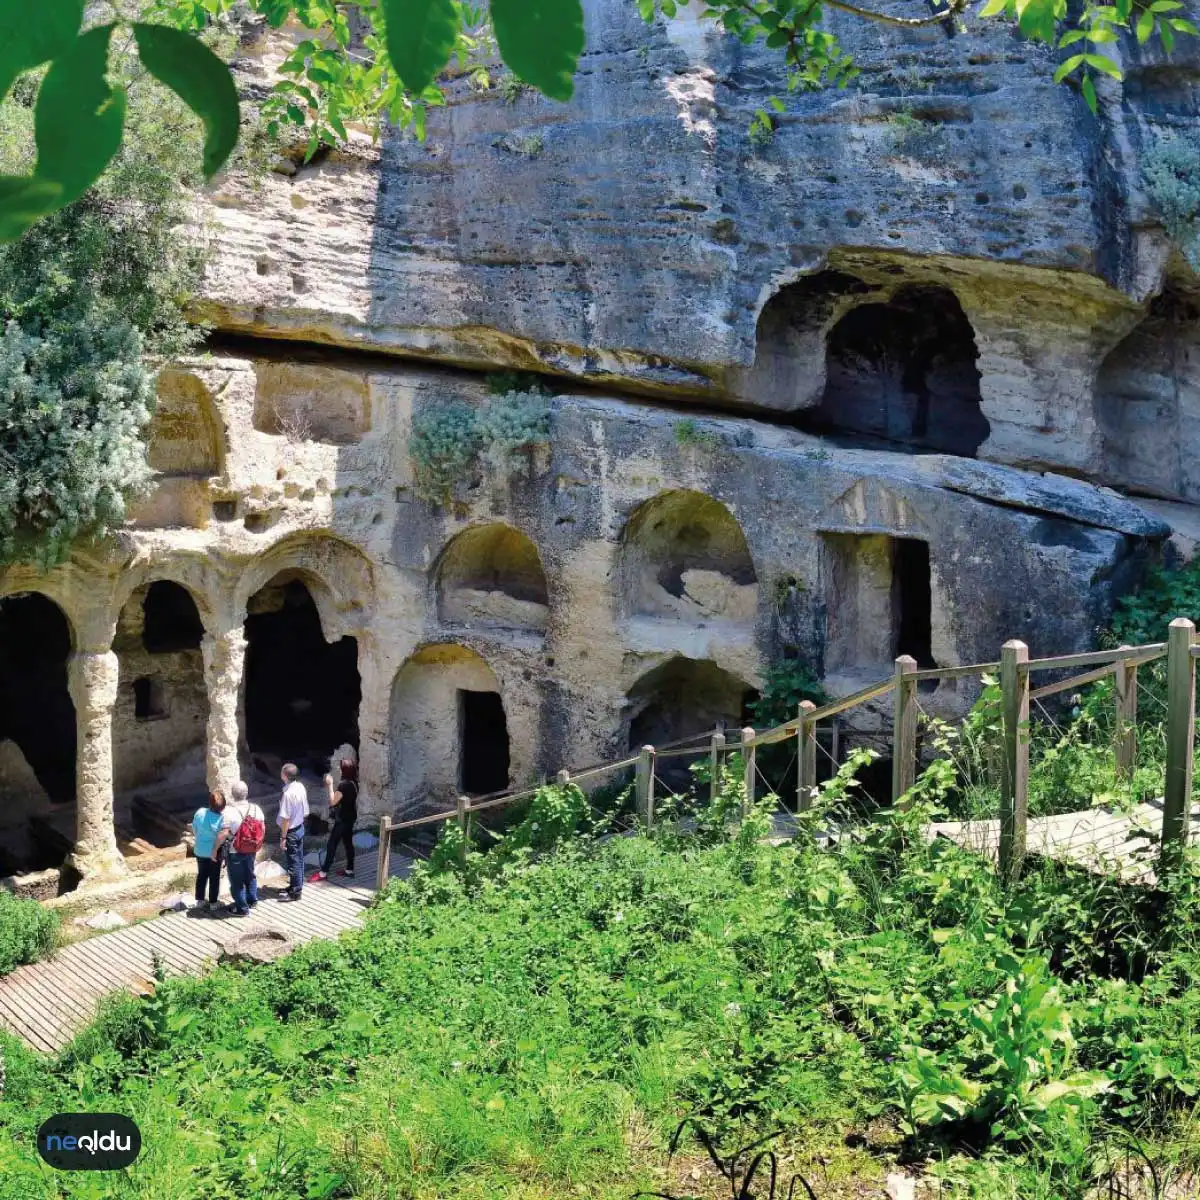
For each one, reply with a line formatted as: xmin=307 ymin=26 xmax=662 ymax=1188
xmin=232 ymin=806 xmax=265 ymax=854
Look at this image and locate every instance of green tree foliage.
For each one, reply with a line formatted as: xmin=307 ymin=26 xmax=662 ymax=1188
xmin=0 ymin=44 xmax=206 ymax=566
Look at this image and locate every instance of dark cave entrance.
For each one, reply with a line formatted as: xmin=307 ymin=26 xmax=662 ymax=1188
xmin=810 ymin=285 xmax=990 ymax=456
xmin=458 ymin=689 xmax=510 ymax=796
xmin=141 ymin=581 xmax=204 ymax=653
xmin=894 ymin=538 xmax=935 ymax=672
xmin=0 ymin=593 xmax=76 ymax=806
xmin=243 ymin=576 xmax=360 ymax=769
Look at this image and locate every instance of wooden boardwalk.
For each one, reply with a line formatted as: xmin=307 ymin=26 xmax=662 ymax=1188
xmin=0 ymin=850 xmax=409 ymax=1054
xmin=927 ymin=799 xmax=1200 ymax=884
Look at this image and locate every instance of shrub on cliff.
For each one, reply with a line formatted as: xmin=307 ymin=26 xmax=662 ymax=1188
xmin=1143 ymin=133 xmax=1200 ymax=271
xmin=0 ymin=48 xmax=206 ymax=567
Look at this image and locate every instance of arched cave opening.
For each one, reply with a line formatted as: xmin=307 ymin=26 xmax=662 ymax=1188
xmin=0 ymin=594 xmax=75 ymax=873
xmin=112 ymin=581 xmax=209 ymax=799
xmin=618 ymin=491 xmax=758 ymax=624
xmin=436 ymin=523 xmax=550 ymax=632
xmin=1096 ymin=289 xmax=1199 ymax=502
xmin=243 ymin=575 xmax=360 ymax=770
xmin=810 ymin=285 xmax=990 ymax=456
xmin=0 ymin=594 xmax=75 ymax=804
xmin=389 ymin=644 xmax=511 ymax=808
xmin=627 ymin=657 xmax=755 ymax=792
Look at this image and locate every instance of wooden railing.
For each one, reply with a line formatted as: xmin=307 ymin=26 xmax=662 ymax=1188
xmin=377 ymin=622 xmax=1198 ymax=889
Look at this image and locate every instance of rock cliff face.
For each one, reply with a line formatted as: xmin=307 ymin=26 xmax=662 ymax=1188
xmin=1 ymin=0 xmax=1197 ymax=878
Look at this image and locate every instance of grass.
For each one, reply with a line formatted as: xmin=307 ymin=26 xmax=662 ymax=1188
xmin=2 ymin=759 xmax=1200 ymax=1197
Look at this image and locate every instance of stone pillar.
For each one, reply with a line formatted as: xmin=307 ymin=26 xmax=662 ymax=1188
xmin=66 ymin=650 xmax=126 ymax=882
xmin=202 ymin=626 xmax=246 ymax=796
xmin=355 ymin=634 xmax=389 ymax=821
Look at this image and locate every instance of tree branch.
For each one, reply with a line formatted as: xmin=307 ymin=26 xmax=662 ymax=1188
xmin=821 ymin=0 xmax=963 ymax=26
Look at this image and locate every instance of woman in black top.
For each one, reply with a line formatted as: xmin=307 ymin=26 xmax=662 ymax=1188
xmin=312 ymin=758 xmax=358 ymax=880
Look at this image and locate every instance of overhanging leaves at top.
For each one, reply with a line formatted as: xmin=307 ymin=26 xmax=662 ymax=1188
xmin=133 ymin=22 xmax=240 ymax=178
xmin=383 ymin=0 xmax=461 ymax=96
xmin=34 ymin=25 xmax=127 ymax=210
xmin=0 ymin=0 xmax=84 ymax=103
xmin=490 ymin=0 xmax=586 ymax=102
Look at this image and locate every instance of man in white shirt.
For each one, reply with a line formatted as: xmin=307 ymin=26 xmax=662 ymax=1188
xmin=277 ymin=763 xmax=310 ymax=901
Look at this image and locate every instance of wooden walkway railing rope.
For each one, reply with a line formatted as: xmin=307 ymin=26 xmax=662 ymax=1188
xmin=377 ymin=621 xmax=1197 ymax=888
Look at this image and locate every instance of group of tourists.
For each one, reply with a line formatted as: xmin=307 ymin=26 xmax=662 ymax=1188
xmin=190 ymin=758 xmax=359 ymax=915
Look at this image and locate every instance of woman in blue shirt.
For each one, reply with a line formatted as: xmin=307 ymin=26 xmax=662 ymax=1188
xmin=192 ymin=790 xmax=227 ymax=911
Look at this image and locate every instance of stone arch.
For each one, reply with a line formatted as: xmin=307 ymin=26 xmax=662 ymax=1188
xmin=148 ymin=370 xmax=226 ymax=477
xmin=111 ymin=581 xmax=209 ymax=795
xmin=389 ymin=643 xmax=510 ymax=811
xmin=108 ymin=560 xmax=217 ymax=638
xmin=625 ymin=656 xmax=754 ymax=753
xmin=434 ymin=523 xmax=549 ymax=631
xmin=810 ymin=284 xmax=990 ymax=456
xmin=235 ymin=533 xmax=375 ymax=642
xmin=241 ymin=571 xmax=361 ymax=771
xmin=1095 ymin=288 xmax=1200 ymax=502
xmin=617 ymin=490 xmax=757 ymax=625
xmin=0 ymin=592 xmax=77 ymax=872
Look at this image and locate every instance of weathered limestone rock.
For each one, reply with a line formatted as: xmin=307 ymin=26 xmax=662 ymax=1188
xmin=202 ymin=626 xmax=246 ymax=796
xmin=66 ymin=648 xmax=126 ymax=883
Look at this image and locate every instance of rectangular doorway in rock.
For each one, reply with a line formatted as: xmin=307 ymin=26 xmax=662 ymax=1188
xmin=893 ymin=538 xmax=935 ymax=671
xmin=822 ymin=533 xmax=936 ymax=677
xmin=458 ymin=689 xmax=510 ymax=796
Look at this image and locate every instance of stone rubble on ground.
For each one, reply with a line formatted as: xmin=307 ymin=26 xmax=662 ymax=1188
xmin=76 ymin=910 xmax=128 ymax=930
xmin=158 ymin=893 xmax=192 ymax=913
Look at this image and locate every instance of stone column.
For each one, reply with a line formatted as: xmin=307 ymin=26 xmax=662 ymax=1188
xmin=202 ymin=625 xmax=246 ymax=796
xmin=354 ymin=634 xmax=389 ymax=821
xmin=66 ymin=650 xmax=127 ymax=882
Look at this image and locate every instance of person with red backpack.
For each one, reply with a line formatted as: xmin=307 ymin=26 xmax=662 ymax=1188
xmin=218 ymin=780 xmax=266 ymax=917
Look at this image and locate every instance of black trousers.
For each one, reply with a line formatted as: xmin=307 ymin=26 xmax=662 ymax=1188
xmin=195 ymin=856 xmax=221 ymax=904
xmin=322 ymin=818 xmax=355 ymax=873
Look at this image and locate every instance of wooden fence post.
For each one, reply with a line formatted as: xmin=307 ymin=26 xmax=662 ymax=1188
xmin=1162 ymin=617 xmax=1196 ymax=873
xmin=742 ymin=727 xmax=756 ymax=817
xmin=798 ymin=700 xmax=817 ymax=812
xmin=376 ymin=816 xmax=392 ymax=890
xmin=635 ymin=745 xmax=656 ymax=830
xmin=999 ymin=639 xmax=1030 ymax=883
xmin=456 ymin=795 xmax=469 ymax=867
xmin=1114 ymin=645 xmax=1138 ymax=781
xmin=709 ymin=730 xmax=725 ymax=806
xmin=892 ymin=655 xmax=919 ymax=807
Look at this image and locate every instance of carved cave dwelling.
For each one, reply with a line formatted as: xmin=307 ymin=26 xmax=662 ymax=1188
xmin=2 ymin=0 xmax=1198 ymax=889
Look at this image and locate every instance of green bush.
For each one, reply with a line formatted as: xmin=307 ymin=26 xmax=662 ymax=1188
xmin=1142 ymin=133 xmax=1200 ymax=270
xmin=408 ymin=390 xmax=552 ymax=504
xmin=408 ymin=399 xmax=482 ymax=504
xmin=0 ymin=45 xmax=207 ymax=566
xmin=0 ymin=890 xmax=58 ymax=975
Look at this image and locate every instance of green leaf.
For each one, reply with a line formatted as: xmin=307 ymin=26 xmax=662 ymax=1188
xmin=34 ymin=24 xmax=126 ymax=208
xmin=133 ymin=23 xmax=240 ymax=178
xmin=382 ymin=0 xmax=459 ymax=95
xmin=979 ymin=0 xmax=1012 ymax=16
xmin=0 ymin=0 xmax=84 ymax=102
xmin=0 ymin=176 xmax=62 ymax=243
xmin=1082 ymin=72 xmax=1097 ymax=112
xmin=1137 ymin=5 xmax=1156 ymax=40
xmin=490 ymin=0 xmax=585 ymax=102
xmin=1053 ymin=53 xmax=1087 ymax=82
xmin=1084 ymin=51 xmax=1123 ymax=77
